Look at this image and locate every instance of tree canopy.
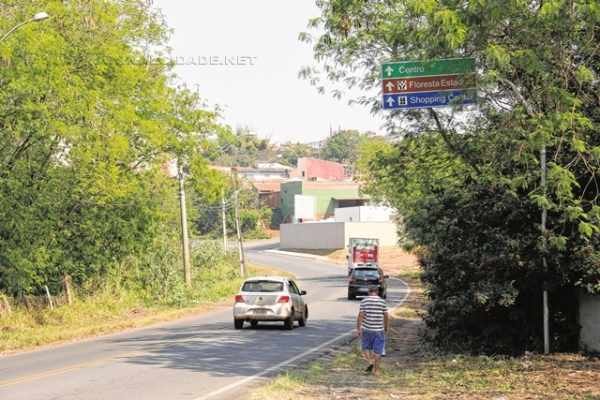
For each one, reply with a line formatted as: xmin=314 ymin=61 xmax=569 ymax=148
xmin=0 ymin=1 xmax=220 ymax=296
xmin=307 ymin=0 xmax=600 ymax=353
xmin=321 ymin=129 xmax=371 ymax=164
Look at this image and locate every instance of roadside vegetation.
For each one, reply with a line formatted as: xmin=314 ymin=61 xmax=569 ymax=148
xmin=301 ymin=0 xmax=600 ymax=355
xmin=254 ymin=266 xmax=600 ymax=400
xmin=0 ymin=248 xmax=292 ymax=354
xmin=0 ymin=1 xmax=285 ymax=354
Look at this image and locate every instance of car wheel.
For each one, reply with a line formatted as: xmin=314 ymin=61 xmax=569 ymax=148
xmin=348 ymin=290 xmax=356 ymax=300
xmin=234 ymin=319 xmax=244 ymax=330
xmin=298 ymin=306 xmax=308 ymax=327
xmin=250 ymin=321 xmax=258 ymax=328
xmin=284 ymin=315 xmax=294 ymax=330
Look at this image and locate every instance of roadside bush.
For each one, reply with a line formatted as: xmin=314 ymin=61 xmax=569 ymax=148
xmin=360 ymin=132 xmax=593 ymax=354
xmin=415 ymin=183 xmax=580 ymax=354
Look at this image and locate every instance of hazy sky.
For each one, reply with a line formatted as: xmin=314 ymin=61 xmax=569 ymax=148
xmin=154 ymin=0 xmax=384 ymax=143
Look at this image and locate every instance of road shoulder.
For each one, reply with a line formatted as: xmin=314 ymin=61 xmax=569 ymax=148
xmin=0 ymin=263 xmax=292 ymax=357
xmin=250 ymin=268 xmax=600 ymax=400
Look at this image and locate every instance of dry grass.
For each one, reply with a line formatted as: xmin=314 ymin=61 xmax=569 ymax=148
xmin=253 ymin=267 xmax=600 ymax=400
xmin=0 ymin=263 xmax=291 ymax=355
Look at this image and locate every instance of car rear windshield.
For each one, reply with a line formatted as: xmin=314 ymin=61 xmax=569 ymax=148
xmin=242 ymin=280 xmax=284 ymax=292
xmin=353 ymin=269 xmax=381 ymax=279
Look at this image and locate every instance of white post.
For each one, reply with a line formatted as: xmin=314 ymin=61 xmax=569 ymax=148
xmin=44 ymin=285 xmax=54 ymax=310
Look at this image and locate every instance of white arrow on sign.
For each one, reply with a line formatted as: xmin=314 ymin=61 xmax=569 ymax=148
xmin=385 ymin=66 xmax=394 ymax=77
xmin=385 ymin=81 xmax=395 ymax=91
xmin=386 ymin=97 xmax=395 ymax=107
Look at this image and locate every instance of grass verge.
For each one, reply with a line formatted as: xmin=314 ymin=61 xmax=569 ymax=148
xmin=253 ymin=265 xmax=600 ymax=400
xmin=0 ymin=263 xmax=292 ymax=354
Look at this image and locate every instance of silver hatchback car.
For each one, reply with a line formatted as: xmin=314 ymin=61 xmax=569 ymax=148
xmin=233 ymin=276 xmax=308 ymax=330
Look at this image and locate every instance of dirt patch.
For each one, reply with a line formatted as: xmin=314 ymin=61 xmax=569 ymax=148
xmin=283 ymin=246 xmax=419 ymax=276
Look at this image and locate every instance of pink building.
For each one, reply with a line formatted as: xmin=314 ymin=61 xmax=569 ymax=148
xmin=293 ymin=158 xmax=346 ymax=181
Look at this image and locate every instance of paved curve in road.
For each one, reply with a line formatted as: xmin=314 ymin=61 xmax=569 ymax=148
xmin=0 ymin=246 xmax=409 ymax=400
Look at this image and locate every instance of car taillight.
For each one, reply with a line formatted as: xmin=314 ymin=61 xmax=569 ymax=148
xmin=349 ymin=277 xmax=356 ymax=284
xmin=277 ymin=295 xmax=290 ymax=303
xmin=234 ymin=295 xmax=245 ymax=303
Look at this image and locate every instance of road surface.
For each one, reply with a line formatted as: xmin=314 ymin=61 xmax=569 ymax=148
xmin=0 ymin=246 xmax=409 ymax=400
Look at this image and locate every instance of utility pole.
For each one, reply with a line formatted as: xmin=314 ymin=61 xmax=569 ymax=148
xmin=541 ymin=145 xmax=550 ymax=354
xmin=178 ymin=162 xmax=192 ymax=287
xmin=233 ymin=171 xmax=246 ymax=277
xmin=221 ymin=189 xmax=228 ymax=253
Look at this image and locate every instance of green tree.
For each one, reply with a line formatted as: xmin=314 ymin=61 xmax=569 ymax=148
xmin=311 ymin=1 xmax=600 ymax=353
xmin=321 ymin=129 xmax=369 ymax=164
xmin=0 ymin=1 xmax=219 ymax=296
xmin=279 ymin=142 xmax=316 ymax=166
xmin=209 ymin=127 xmax=275 ymax=167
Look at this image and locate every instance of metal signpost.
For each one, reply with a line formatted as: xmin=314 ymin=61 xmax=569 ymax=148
xmin=381 ymin=58 xmax=476 ymax=110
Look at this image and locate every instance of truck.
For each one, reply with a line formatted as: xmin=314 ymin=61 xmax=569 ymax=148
xmin=346 ymin=237 xmax=380 ymax=275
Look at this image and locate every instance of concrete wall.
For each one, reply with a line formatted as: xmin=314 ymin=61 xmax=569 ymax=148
xmin=280 ymin=221 xmax=398 ymax=249
xmin=335 ymin=206 xmax=394 ymax=222
xmin=280 ymin=222 xmax=346 ymax=249
xmin=580 ymin=292 xmax=600 ymax=353
xmin=345 ymin=222 xmax=398 ymax=247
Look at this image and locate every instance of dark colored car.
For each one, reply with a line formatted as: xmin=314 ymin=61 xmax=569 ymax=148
xmin=347 ymin=267 xmax=388 ymax=300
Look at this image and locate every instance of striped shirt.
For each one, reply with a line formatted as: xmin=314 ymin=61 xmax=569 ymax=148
xmin=360 ymin=295 xmax=388 ymax=331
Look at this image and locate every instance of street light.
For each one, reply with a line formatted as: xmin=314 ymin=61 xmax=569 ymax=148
xmin=0 ymin=11 xmax=50 ymax=43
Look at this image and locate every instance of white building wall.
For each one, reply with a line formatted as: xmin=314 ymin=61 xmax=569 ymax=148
xmin=345 ymin=222 xmax=398 ymax=247
xmin=280 ymin=221 xmax=398 ymax=249
xmin=334 ymin=207 xmax=360 ymax=222
xmin=281 ymin=222 xmax=346 ymax=249
xmin=294 ymin=195 xmax=316 ymax=221
xmin=334 ymin=206 xmax=394 ymax=222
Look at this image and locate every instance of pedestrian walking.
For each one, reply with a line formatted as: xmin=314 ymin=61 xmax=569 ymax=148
xmin=356 ymin=286 xmax=389 ymax=375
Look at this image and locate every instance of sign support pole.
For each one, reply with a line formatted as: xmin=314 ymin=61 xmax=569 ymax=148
xmin=541 ymin=145 xmax=550 ymax=354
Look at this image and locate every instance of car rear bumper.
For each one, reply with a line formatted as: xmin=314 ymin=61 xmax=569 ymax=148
xmin=348 ymin=284 xmax=385 ymax=296
xmin=233 ymin=303 xmax=292 ymax=321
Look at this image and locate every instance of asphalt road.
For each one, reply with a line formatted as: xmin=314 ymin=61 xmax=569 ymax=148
xmin=0 ymin=246 xmax=409 ymax=400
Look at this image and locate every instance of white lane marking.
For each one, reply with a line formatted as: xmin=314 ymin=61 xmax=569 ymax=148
xmin=263 ymin=249 xmax=331 ymax=262
xmin=192 ymin=331 xmax=353 ymax=400
xmin=194 ymin=277 xmax=411 ymax=400
xmin=389 ymin=277 xmax=411 ymax=306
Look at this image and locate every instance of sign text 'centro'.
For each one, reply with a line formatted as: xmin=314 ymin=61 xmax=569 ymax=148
xmin=381 ymin=58 xmax=475 ymax=79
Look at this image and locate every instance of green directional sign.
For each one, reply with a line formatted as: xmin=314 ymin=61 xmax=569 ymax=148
xmin=381 ymin=57 xmax=475 ymax=79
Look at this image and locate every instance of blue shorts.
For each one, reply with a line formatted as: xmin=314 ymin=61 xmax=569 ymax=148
xmin=361 ymin=329 xmax=385 ymax=355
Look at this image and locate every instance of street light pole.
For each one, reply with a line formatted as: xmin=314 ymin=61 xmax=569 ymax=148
xmin=0 ymin=12 xmax=49 ymax=43
xmin=178 ymin=162 xmax=192 ymax=287
xmin=222 ymin=189 xmax=228 ymax=253
xmin=232 ymin=170 xmax=246 ymax=278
